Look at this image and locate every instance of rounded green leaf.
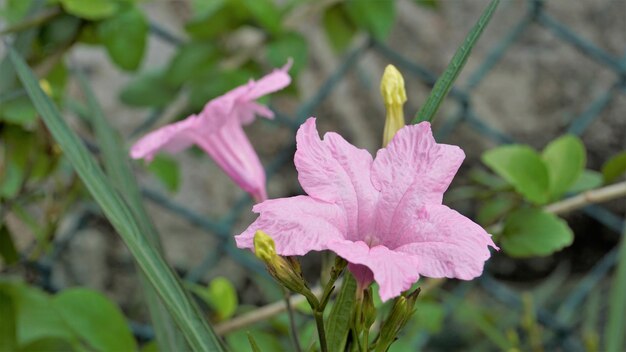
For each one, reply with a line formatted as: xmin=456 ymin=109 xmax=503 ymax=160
xmin=501 ymin=208 xmax=574 ymax=257
xmin=482 ymin=145 xmax=550 ymax=204
xmin=60 ymin=0 xmax=118 ymax=20
xmin=602 ymin=151 xmax=626 ymax=184
xmin=165 ymin=43 xmax=216 ymax=86
xmin=147 ymin=154 xmax=180 ymax=193
xmin=542 ymin=135 xmax=585 ymax=198
xmin=567 ymin=169 xmax=603 ymax=194
xmin=189 ymin=277 xmax=238 ymax=321
xmin=52 ymin=288 xmax=137 ymax=352
xmin=97 ymin=6 xmax=148 ymax=71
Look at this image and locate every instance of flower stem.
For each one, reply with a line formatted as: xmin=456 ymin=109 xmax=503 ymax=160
xmin=314 ymin=311 xmax=328 ymax=352
xmin=284 ymin=291 xmax=302 ymax=352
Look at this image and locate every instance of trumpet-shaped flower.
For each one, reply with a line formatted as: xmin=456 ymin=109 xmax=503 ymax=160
xmin=130 ymin=62 xmax=292 ymax=202
xmin=236 ymin=118 xmax=497 ymax=301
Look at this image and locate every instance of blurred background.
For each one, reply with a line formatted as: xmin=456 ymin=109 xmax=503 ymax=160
xmin=1 ymin=0 xmax=625 ymax=351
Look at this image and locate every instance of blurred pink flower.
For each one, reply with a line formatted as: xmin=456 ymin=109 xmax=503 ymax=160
xmin=236 ymin=118 xmax=497 ymax=301
xmin=130 ymin=62 xmax=292 ymax=202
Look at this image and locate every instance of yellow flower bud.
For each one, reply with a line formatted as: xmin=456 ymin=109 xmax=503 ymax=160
xmin=253 ymin=230 xmax=276 ymax=263
xmin=380 ymin=65 xmax=407 ymax=147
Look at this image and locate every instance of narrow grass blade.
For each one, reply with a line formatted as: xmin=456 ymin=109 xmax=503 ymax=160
xmin=75 ymin=71 xmax=187 ymax=351
xmin=7 ymin=45 xmax=223 ymax=352
xmin=412 ymin=0 xmax=500 ymax=124
xmin=605 ymin=224 xmax=626 ymax=352
xmin=326 ymin=273 xmax=356 ymax=352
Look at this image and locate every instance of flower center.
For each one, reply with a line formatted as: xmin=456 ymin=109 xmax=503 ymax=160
xmin=363 ymin=234 xmax=380 ymax=248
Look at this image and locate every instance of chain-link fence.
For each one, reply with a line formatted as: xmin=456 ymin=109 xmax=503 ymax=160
xmin=29 ymin=0 xmax=626 ymax=349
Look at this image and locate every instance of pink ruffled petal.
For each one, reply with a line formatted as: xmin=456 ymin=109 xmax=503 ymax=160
xmin=327 ymin=240 xmax=420 ymax=302
xmin=236 ymin=196 xmax=347 ymax=255
xmin=294 ymin=118 xmax=378 ymax=241
xmin=244 ymin=60 xmax=292 ymax=101
xmin=129 ymin=115 xmax=201 ymax=162
xmin=194 ymin=121 xmax=267 ymax=202
xmin=394 ymin=204 xmax=496 ymax=280
xmin=371 ymin=122 xmax=465 ymax=237
xmin=236 ymin=102 xmax=275 ymax=125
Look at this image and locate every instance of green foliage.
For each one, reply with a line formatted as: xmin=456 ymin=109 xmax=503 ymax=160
xmin=0 ymin=225 xmax=19 ymax=266
xmin=344 ymin=0 xmax=395 ymax=41
xmin=97 ymin=5 xmax=148 ymax=71
xmin=9 ymin=45 xmax=223 ymax=351
xmin=477 ymin=196 xmax=516 ymax=226
xmin=500 ymin=208 xmax=573 ymax=258
xmin=120 ymin=70 xmax=179 ymax=108
xmin=602 ymin=151 xmax=626 ymax=183
xmin=52 ymin=288 xmax=137 ymax=351
xmin=227 ymin=330 xmax=284 ymax=351
xmin=326 ymin=273 xmax=356 ymax=352
xmin=147 ymin=155 xmax=181 ymax=193
xmin=322 ymin=5 xmax=357 ymax=53
xmin=266 ymin=32 xmax=308 ymax=76
xmin=18 ymin=338 xmax=75 ymax=352
xmin=58 ymin=0 xmax=119 ymax=20
xmin=189 ymin=277 xmax=239 ymax=321
xmin=542 ymin=135 xmax=585 ymax=199
xmin=0 ymin=0 xmax=35 ymax=24
xmin=567 ymin=170 xmax=603 ymax=194
xmin=482 ymin=145 xmax=550 ymax=204
xmin=0 ymin=291 xmax=16 ymax=352
xmin=413 ymin=0 xmax=500 ymax=123
xmin=165 ymin=42 xmax=217 ymax=86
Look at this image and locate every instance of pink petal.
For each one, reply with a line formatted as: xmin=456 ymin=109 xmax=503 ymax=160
xmin=294 ymin=118 xmax=378 ymax=241
xmin=394 ymin=204 xmax=496 ymax=280
xmin=194 ymin=120 xmax=267 ymax=202
xmin=327 ymin=240 xmax=420 ymax=302
xmin=371 ymin=122 xmax=464 ymax=237
xmin=129 ymin=115 xmax=201 ymax=162
xmin=236 ymin=196 xmax=347 ymax=255
xmin=244 ymin=60 xmax=292 ymax=101
xmin=236 ymin=102 xmax=275 ymax=125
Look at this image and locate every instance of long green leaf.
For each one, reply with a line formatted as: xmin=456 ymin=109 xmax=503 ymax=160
xmin=606 ymin=224 xmax=626 ymax=352
xmin=75 ymin=71 xmax=187 ymax=351
xmin=326 ymin=274 xmax=356 ymax=352
xmin=8 ymin=45 xmax=223 ymax=352
xmin=412 ymin=0 xmax=500 ymax=124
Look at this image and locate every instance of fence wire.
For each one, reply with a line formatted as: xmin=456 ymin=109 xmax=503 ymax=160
xmin=33 ymin=0 xmax=626 ymax=348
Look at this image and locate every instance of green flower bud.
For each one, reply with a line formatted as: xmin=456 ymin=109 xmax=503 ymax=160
xmin=375 ymin=288 xmax=421 ymax=352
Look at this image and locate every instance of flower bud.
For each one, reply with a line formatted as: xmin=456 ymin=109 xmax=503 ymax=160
xmin=253 ymin=230 xmax=309 ymax=296
xmin=362 ymin=288 xmax=376 ymax=331
xmin=380 ymin=65 xmax=407 ymax=147
xmin=376 ymin=288 xmax=421 ymax=350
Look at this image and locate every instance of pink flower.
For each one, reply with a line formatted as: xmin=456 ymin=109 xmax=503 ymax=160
xmin=236 ymin=118 xmax=497 ymax=301
xmin=130 ymin=62 xmax=292 ymax=202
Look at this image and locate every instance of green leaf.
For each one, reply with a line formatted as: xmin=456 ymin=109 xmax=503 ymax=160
xmin=266 ymin=32 xmax=307 ymax=76
xmin=344 ymin=0 xmax=395 ymax=41
xmin=18 ymin=338 xmax=76 ymax=352
xmin=602 ymin=151 xmax=626 ymax=184
xmin=188 ymin=68 xmax=253 ymax=109
xmin=0 ymin=225 xmax=19 ymax=265
xmin=477 ymin=196 xmax=516 ymax=226
xmin=500 ymin=208 xmax=574 ymax=257
xmin=567 ymin=170 xmax=603 ymax=194
xmin=189 ymin=277 xmax=238 ymax=320
xmin=0 ymin=281 xmax=76 ymax=345
xmin=239 ymin=0 xmax=282 ymax=35
xmin=322 ymin=5 xmax=357 ymax=53
xmin=165 ymin=43 xmax=216 ymax=86
xmin=9 ymin=44 xmax=222 ymax=352
xmin=0 ymin=291 xmax=16 ymax=352
xmin=0 ymin=96 xmax=37 ymax=126
xmin=147 ymin=155 xmax=181 ymax=193
xmin=0 ymin=0 xmax=34 ymax=24
xmin=482 ymin=145 xmax=550 ymax=204
xmin=76 ymin=68 xmax=188 ymax=351
xmin=326 ymin=273 xmax=356 ymax=352
xmin=98 ymin=6 xmax=148 ymax=71
xmin=413 ymin=0 xmax=500 ymax=123
xmin=247 ymin=332 xmax=262 ymax=352
xmin=52 ymin=288 xmax=137 ymax=352
xmin=120 ymin=70 xmax=179 ymax=108
xmin=60 ymin=0 xmax=118 ymax=20
xmin=226 ymin=330 xmax=282 ymax=352
xmin=542 ymin=135 xmax=586 ymax=198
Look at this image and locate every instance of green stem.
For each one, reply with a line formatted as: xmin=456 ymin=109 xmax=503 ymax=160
xmin=284 ymin=291 xmax=302 ymax=352
xmin=314 ymin=311 xmax=328 ymax=352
